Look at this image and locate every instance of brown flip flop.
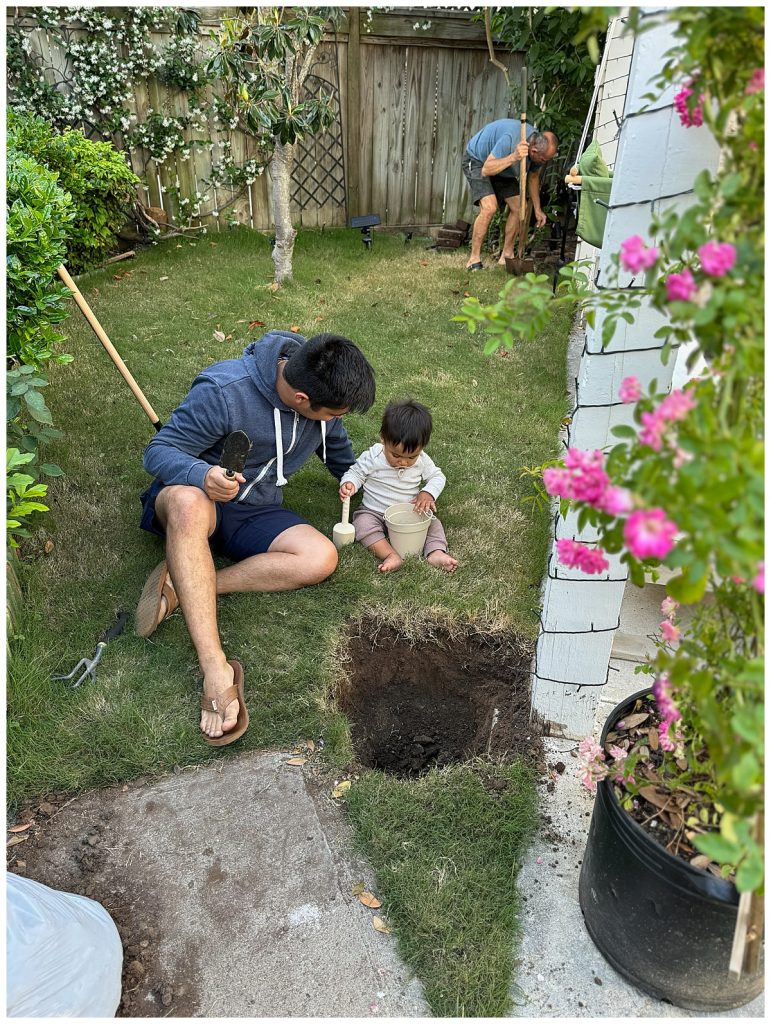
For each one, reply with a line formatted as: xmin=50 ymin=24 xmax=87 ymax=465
xmin=201 ymin=660 xmax=249 ymax=747
xmin=135 ymin=560 xmax=179 ymax=638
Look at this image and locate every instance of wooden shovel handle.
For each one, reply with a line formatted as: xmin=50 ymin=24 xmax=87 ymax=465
xmin=520 ymin=114 xmax=527 ymax=224
xmin=57 ymin=264 xmax=161 ymax=430
xmin=519 ymin=65 xmax=528 ymax=225
xmin=341 ymin=495 xmax=351 ymax=525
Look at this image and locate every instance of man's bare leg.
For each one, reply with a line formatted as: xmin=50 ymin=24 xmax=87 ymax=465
xmin=215 ymin=524 xmax=338 ymax=595
xmin=152 ymin=493 xmax=338 ymax=737
xmin=467 ymin=194 xmax=498 ymax=268
xmin=155 ymin=485 xmax=237 ymax=739
xmin=499 ymin=196 xmax=522 ymax=263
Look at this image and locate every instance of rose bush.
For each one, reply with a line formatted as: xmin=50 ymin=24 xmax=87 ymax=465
xmin=456 ymin=6 xmax=763 ymax=893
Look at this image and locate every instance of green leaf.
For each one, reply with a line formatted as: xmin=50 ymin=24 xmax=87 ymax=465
xmin=731 ymin=751 xmax=761 ymax=791
xmin=40 ymin=463 xmax=64 ymax=477
xmin=22 ymin=388 xmax=53 ymax=425
xmin=692 ymin=831 xmax=740 ymax=863
xmin=735 ymin=850 xmax=764 ymax=893
xmin=667 ymin=570 xmax=708 ymax=604
xmin=610 ymin=425 xmax=638 ymax=440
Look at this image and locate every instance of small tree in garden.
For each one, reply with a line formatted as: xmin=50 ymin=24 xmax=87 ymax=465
xmin=457 ymin=4 xmax=764 ymax=910
xmin=207 ymin=7 xmax=339 ymax=283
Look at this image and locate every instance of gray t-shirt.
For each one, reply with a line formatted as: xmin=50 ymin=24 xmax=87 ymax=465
xmin=466 ymin=119 xmax=537 ymax=178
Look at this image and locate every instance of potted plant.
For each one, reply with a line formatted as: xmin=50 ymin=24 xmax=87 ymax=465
xmin=456 ymin=6 xmax=764 ymax=1009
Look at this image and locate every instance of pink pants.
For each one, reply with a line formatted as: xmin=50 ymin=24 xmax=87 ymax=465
xmin=352 ymin=507 xmax=448 ymax=556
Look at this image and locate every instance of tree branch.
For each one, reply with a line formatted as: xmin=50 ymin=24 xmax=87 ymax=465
xmin=485 ymin=8 xmax=510 ymax=88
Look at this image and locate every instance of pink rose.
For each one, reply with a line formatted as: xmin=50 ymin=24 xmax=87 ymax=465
xmin=578 ymin=737 xmax=604 ymax=762
xmin=658 ymin=388 xmax=696 ymax=422
xmin=653 ymin=674 xmax=681 ymax=725
xmin=658 ymin=723 xmax=676 ymax=752
xmin=543 ymin=467 xmax=574 ymax=500
xmin=674 ymin=82 xmax=705 ymax=127
xmin=623 ymin=508 xmax=678 ymax=560
xmin=619 ymin=235 xmax=659 ymax=274
xmin=619 ymin=375 xmax=642 ymax=403
xmin=753 ymin=561 xmax=764 ymax=595
xmin=556 ymin=539 xmax=610 ymax=575
xmin=660 ymin=596 xmax=678 ymax=619
xmin=660 ymin=619 xmax=681 ymax=644
xmin=698 ymin=241 xmax=736 ymax=277
xmin=746 ymin=68 xmax=765 ymax=95
xmin=666 ymin=268 xmax=698 ymax=302
xmin=563 ymin=449 xmax=611 ymax=504
xmin=595 ymin=486 xmax=633 ymax=516
xmin=639 ymin=410 xmax=667 ymax=451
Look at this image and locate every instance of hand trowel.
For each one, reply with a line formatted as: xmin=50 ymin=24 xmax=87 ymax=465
xmin=333 ymin=496 xmax=355 ymax=549
xmin=220 ymin=430 xmax=251 ymax=478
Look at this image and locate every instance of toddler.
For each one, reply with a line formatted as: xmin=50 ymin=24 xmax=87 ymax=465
xmin=339 ymin=400 xmax=458 ymax=573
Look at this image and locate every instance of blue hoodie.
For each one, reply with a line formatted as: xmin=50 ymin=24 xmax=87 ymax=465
xmin=143 ymin=330 xmax=356 ymax=506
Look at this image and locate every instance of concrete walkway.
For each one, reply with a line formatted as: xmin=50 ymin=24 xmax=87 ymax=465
xmin=15 ymin=754 xmax=427 ymax=1017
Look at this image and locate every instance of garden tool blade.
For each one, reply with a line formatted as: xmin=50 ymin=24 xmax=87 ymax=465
xmin=220 ymin=430 xmax=251 ymax=478
xmin=52 ymin=610 xmax=129 ymax=688
xmin=333 ymin=496 xmax=355 ymax=549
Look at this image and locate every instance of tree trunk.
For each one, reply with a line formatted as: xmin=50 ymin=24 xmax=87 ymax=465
xmin=269 ymin=141 xmax=297 ymax=284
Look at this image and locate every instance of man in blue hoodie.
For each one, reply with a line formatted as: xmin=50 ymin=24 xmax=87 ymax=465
xmin=135 ymin=331 xmax=375 ymax=743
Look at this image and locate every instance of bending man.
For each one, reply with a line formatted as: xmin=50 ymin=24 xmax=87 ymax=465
xmin=136 ymin=331 xmax=375 ymax=742
xmin=462 ymin=119 xmax=558 ymax=270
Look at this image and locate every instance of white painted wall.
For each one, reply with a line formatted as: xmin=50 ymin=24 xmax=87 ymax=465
xmin=531 ymin=9 xmax=721 ymax=739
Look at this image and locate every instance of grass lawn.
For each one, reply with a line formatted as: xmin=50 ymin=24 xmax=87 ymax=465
xmin=8 ymin=227 xmax=571 ymax=1015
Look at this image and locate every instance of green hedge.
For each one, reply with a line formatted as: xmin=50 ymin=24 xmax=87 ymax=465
xmin=8 ymin=111 xmax=140 ymax=273
xmin=6 ymin=147 xmax=73 ymax=366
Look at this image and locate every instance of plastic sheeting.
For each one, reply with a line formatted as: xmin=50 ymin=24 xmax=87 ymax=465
xmin=7 ymin=873 xmax=123 ymax=1017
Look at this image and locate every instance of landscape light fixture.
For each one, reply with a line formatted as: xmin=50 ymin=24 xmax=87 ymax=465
xmin=351 ymin=213 xmax=380 ymax=250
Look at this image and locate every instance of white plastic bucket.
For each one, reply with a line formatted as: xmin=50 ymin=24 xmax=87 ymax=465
xmin=384 ymin=502 xmax=432 ymax=558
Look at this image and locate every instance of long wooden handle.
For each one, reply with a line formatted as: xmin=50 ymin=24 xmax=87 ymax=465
xmin=57 ymin=264 xmax=161 ymax=430
xmin=341 ymin=496 xmax=351 ymax=525
xmin=520 ymin=66 xmax=528 ymax=224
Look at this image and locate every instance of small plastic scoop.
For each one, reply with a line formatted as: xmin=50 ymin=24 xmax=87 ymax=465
xmin=220 ymin=430 xmax=251 ymax=478
xmin=333 ymin=496 xmax=355 ymax=549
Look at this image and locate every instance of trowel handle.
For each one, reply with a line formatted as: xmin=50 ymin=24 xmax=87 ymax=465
xmin=341 ymin=496 xmax=351 ymax=525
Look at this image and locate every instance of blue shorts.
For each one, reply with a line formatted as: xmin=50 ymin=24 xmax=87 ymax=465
xmin=139 ymin=480 xmax=309 ymax=563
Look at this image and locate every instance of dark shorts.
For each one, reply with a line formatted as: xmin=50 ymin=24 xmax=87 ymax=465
xmin=462 ymin=153 xmax=520 ymax=208
xmin=139 ymin=480 xmax=309 ymax=563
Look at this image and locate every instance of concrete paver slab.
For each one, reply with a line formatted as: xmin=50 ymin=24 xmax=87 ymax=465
xmin=12 ymin=752 xmax=428 ymax=1018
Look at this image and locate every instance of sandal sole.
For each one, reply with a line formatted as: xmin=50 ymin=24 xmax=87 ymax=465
xmin=204 ymin=660 xmax=249 ymax=747
xmin=135 ymin=560 xmax=169 ymax=638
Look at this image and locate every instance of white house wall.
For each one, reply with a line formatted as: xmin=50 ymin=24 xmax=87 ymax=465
xmin=531 ymin=9 xmax=722 ymax=738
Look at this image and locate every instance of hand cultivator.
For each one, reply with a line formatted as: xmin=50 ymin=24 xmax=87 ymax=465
xmin=52 ymin=611 xmax=129 ymax=688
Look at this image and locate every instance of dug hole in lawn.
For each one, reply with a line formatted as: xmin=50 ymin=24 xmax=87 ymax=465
xmin=340 ymin=620 xmax=545 ymax=776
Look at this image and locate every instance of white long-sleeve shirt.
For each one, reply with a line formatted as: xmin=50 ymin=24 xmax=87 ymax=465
xmin=340 ymin=443 xmax=446 ymax=515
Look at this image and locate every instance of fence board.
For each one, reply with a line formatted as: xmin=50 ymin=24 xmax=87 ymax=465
xmin=369 ymin=44 xmax=394 ymax=222
xmin=11 ymin=10 xmax=526 ymax=233
xmin=413 ymin=48 xmax=439 ymax=228
xmin=398 ymin=45 xmax=423 ymax=226
xmin=357 ymin=39 xmax=376 ymax=217
xmin=384 ymin=45 xmax=407 ymax=224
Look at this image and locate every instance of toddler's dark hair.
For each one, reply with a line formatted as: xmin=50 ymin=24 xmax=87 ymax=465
xmin=284 ymin=334 xmax=376 ymax=413
xmin=380 ymin=399 xmax=432 ymax=452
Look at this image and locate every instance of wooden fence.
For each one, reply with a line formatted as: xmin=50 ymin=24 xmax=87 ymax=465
xmin=15 ymin=7 xmax=523 ymax=233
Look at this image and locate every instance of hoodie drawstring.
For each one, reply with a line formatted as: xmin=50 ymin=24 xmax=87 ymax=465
xmin=321 ymin=420 xmax=327 ymax=464
xmin=274 ymin=408 xmax=287 ymax=486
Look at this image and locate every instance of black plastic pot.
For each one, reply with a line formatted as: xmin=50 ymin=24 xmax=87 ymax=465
xmin=579 ymin=687 xmax=764 ymax=1010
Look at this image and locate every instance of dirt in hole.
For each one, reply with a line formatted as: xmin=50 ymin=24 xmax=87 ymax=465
xmin=340 ymin=622 xmax=545 ymax=776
